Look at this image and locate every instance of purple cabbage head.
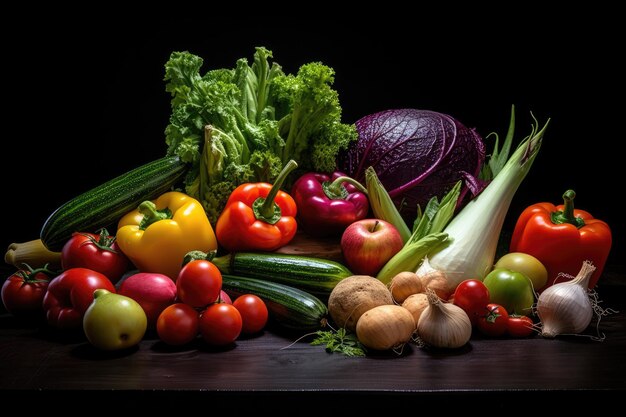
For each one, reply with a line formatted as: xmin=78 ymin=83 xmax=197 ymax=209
xmin=339 ymin=109 xmax=486 ymax=220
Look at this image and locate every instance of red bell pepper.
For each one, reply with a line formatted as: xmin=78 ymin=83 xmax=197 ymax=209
xmin=216 ymin=160 xmax=298 ymax=252
xmin=42 ymin=268 xmax=115 ymax=329
xmin=291 ymin=172 xmax=369 ymax=237
xmin=510 ymin=189 xmax=611 ymax=290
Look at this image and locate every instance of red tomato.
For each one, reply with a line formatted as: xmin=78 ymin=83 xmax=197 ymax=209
xmin=176 ymin=260 xmax=222 ymax=308
xmin=233 ymin=294 xmax=268 ymax=334
xmin=508 ymin=315 xmax=535 ymax=338
xmin=477 ymin=303 xmax=510 ymax=337
xmin=61 ymin=229 xmax=129 ymax=283
xmin=1 ymin=267 xmax=52 ymax=316
xmin=453 ymin=279 xmax=490 ymax=325
xmin=157 ymin=303 xmax=199 ymax=345
xmin=199 ymin=303 xmax=242 ymax=346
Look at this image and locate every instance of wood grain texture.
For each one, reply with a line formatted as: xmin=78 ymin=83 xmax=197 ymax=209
xmin=1 ymin=265 xmax=624 ymax=412
xmin=1 ymin=306 xmax=624 ymax=392
xmin=275 ymin=231 xmax=343 ymax=262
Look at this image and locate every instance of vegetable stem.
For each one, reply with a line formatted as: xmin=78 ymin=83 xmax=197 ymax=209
xmin=428 ymin=115 xmax=550 ymax=286
xmin=551 ymin=189 xmax=585 ymax=228
xmin=138 ymin=201 xmax=172 ymax=230
xmin=325 ymin=176 xmax=368 ymax=199
xmin=79 ymin=228 xmax=119 ymax=254
xmin=376 ymin=233 xmax=449 ymax=284
xmin=255 ymin=160 xmax=298 ymax=222
xmin=366 ymin=166 xmax=411 ymax=243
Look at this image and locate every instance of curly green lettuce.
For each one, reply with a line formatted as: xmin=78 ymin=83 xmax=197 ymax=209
xmin=164 ymin=47 xmax=356 ymax=223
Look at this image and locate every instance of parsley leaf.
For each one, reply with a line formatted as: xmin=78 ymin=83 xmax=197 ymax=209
xmin=311 ymin=328 xmax=366 ymax=357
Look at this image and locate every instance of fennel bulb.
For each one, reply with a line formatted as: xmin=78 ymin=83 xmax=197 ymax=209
xmin=428 ymin=116 xmax=549 ymax=288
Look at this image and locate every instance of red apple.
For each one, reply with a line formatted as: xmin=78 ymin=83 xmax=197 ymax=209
xmin=341 ymin=219 xmax=404 ymax=276
xmin=118 ymin=272 xmax=177 ymax=328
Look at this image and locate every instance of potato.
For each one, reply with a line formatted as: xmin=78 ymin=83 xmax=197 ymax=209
xmin=327 ymin=275 xmax=393 ymax=332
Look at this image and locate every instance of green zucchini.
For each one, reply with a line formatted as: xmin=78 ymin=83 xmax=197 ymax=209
xmin=206 ymin=252 xmax=352 ymax=295
xmin=221 ymin=274 xmax=328 ymax=331
xmin=41 ymin=156 xmax=187 ymax=251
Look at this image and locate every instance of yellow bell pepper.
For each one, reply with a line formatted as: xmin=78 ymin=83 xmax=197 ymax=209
xmin=117 ymin=191 xmax=217 ymax=280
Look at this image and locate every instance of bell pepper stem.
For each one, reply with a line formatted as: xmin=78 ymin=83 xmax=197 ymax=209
xmin=325 ymin=176 xmax=368 ymax=199
xmin=551 ymin=189 xmax=585 ymax=228
xmin=138 ymin=201 xmax=173 ymax=230
xmin=258 ymin=160 xmax=298 ymax=220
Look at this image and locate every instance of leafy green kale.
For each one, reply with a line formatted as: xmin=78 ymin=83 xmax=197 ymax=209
xmin=164 ymin=47 xmax=356 ymax=223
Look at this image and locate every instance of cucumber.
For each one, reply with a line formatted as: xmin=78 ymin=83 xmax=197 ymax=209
xmin=41 ymin=156 xmax=187 ymax=251
xmin=208 ymin=252 xmax=352 ymax=296
xmin=221 ymin=274 xmax=328 ymax=331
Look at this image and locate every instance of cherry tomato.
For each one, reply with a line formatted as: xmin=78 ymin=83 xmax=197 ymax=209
xmin=507 ymin=315 xmax=535 ymax=338
xmin=157 ymin=303 xmax=199 ymax=345
xmin=452 ymin=279 xmax=490 ymax=325
xmin=233 ymin=294 xmax=268 ymax=334
xmin=199 ymin=303 xmax=242 ymax=346
xmin=477 ymin=303 xmax=510 ymax=337
xmin=61 ymin=229 xmax=130 ymax=283
xmin=176 ymin=260 xmax=222 ymax=308
xmin=1 ymin=266 xmax=52 ymax=316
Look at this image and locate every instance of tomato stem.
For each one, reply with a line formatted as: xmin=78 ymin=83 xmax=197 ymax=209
xmin=16 ymin=263 xmax=55 ymax=282
xmin=78 ymin=228 xmax=119 ymax=254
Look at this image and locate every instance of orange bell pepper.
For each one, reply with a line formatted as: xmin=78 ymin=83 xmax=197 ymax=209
xmin=510 ymin=189 xmax=611 ymax=290
xmin=216 ymin=160 xmax=298 ymax=252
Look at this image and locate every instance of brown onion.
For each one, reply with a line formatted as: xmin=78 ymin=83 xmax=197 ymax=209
xmin=389 ymin=271 xmax=423 ymax=303
xmin=402 ymin=293 xmax=429 ymax=326
xmin=356 ymin=305 xmax=415 ymax=351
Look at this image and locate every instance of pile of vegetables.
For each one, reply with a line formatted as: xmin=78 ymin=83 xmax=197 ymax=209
xmin=2 ymin=47 xmax=615 ymax=356
xmin=164 ymin=47 xmax=357 ymax=224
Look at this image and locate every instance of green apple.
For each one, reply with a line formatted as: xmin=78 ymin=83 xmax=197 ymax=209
xmin=483 ymin=268 xmax=535 ymax=315
xmin=83 ymin=289 xmax=147 ymax=350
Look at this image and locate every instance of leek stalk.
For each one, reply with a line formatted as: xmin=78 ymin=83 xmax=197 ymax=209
xmin=376 ymin=182 xmax=461 ymax=284
xmin=428 ymin=114 xmax=550 ymax=288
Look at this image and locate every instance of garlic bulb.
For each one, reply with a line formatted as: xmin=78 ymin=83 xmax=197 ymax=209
xmin=537 ymin=260 xmax=596 ymax=338
xmin=417 ymin=289 xmax=472 ymax=349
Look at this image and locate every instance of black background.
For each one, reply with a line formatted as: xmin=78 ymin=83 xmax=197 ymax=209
xmin=1 ymin=14 xmax=622 ymax=269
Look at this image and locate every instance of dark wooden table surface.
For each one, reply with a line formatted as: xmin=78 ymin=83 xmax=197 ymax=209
xmin=1 ymin=265 xmax=625 ymax=412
